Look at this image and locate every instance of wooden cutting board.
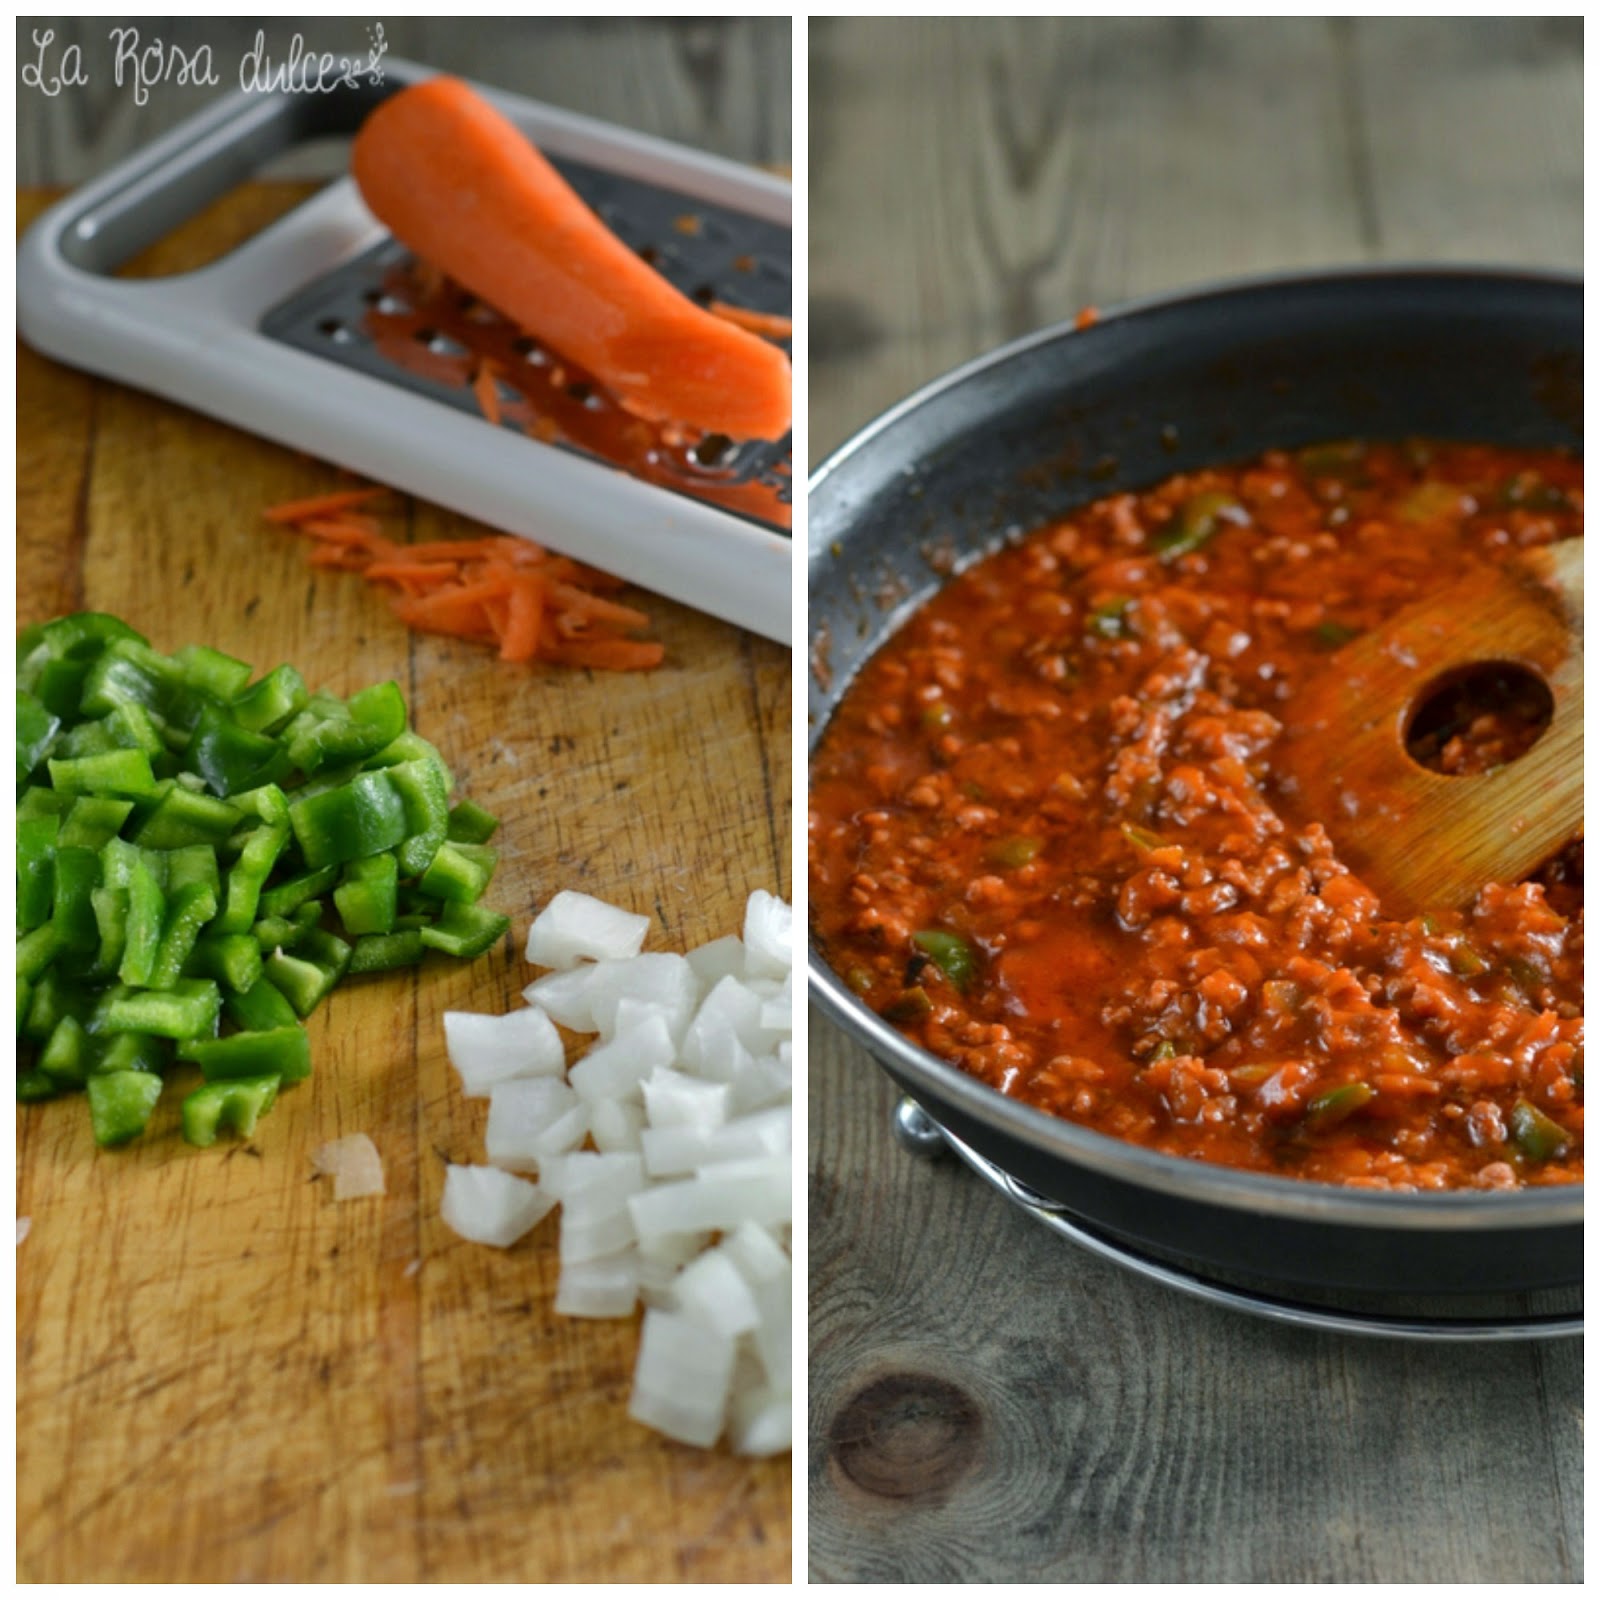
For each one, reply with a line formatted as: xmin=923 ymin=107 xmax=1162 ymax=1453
xmin=15 ymin=185 xmax=792 ymax=1584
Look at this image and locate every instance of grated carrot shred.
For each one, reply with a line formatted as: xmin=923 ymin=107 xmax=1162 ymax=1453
xmin=264 ymin=483 xmax=661 ymax=671
xmin=707 ymin=301 xmax=793 ymax=341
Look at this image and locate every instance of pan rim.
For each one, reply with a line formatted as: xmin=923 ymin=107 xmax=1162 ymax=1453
xmin=806 ymin=263 xmax=1584 ymax=1233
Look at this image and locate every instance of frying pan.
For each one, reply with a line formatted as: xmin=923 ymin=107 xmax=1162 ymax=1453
xmin=807 ymin=268 xmax=1582 ymax=1299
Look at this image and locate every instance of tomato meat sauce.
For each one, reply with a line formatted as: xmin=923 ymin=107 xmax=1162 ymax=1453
xmin=810 ymin=441 xmax=1583 ymax=1190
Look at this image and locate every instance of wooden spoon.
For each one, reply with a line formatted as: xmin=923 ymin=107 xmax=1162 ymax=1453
xmin=1276 ymin=539 xmax=1582 ymax=917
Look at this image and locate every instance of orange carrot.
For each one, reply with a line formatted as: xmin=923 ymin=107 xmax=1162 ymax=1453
xmin=708 ymin=301 xmax=792 ymax=341
xmin=473 ymin=361 xmax=504 ymax=427
xmin=351 ymin=77 xmax=791 ymax=441
xmin=266 ymin=479 xmax=661 ymax=670
xmin=263 ymin=487 xmax=389 ymax=523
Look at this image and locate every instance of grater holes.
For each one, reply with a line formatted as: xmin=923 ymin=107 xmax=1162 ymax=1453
xmin=316 ymin=316 xmax=355 ymax=345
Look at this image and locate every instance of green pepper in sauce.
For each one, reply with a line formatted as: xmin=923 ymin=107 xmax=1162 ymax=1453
xmin=911 ymin=929 xmax=978 ymax=992
xmin=1152 ymin=490 xmax=1248 ymax=562
xmin=1304 ymin=1081 xmax=1377 ymax=1131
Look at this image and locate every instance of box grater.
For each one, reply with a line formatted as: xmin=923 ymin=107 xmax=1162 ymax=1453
xmin=16 ymin=60 xmax=792 ymax=644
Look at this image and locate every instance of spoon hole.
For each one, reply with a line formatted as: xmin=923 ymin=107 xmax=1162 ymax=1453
xmin=1404 ymin=660 xmax=1553 ymax=777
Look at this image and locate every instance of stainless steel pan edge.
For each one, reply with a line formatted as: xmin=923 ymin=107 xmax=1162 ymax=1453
xmin=807 ymin=267 xmax=1582 ymax=1256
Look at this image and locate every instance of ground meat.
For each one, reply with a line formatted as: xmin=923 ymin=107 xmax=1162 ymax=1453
xmin=811 ymin=439 xmax=1583 ymax=1189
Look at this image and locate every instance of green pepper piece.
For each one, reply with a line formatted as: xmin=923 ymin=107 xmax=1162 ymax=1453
xmin=882 ymin=985 xmax=933 ymax=1023
xmin=186 ymin=703 xmax=291 ymax=799
xmin=228 ymin=783 xmax=291 ymax=828
xmin=284 ymin=682 xmax=407 ymax=774
xmin=78 ymin=637 xmax=214 ymax=741
xmin=418 ymin=841 xmax=496 ymax=906
xmin=258 ymin=865 xmax=338 ymax=920
xmin=334 ymin=852 xmax=399 ymax=934
xmin=386 ymin=757 xmax=452 ymax=877
xmin=1313 ymin=620 xmax=1361 ymax=650
xmin=50 ymin=846 xmax=102 ymax=954
xmin=17 ymin=813 xmax=60 ymax=932
xmin=224 ymin=977 xmax=300 ymax=1033
xmin=188 ymin=931 xmax=264 ymax=994
xmin=22 ymin=970 xmax=95 ymax=1044
xmin=418 ymin=902 xmax=510 ymax=960
xmin=173 ymin=643 xmax=253 ymax=702
xmin=18 ymin=1067 xmax=58 ymax=1103
xmin=48 ymin=748 xmax=158 ymax=798
xmin=16 ymin=977 xmax=32 ymax=1038
xmin=364 ymin=729 xmax=453 ymax=789
xmin=182 ymin=1027 xmax=311 ymax=1085
xmin=147 ymin=882 xmax=220 ymax=992
xmin=289 ymin=770 xmax=407 ymax=870
xmin=446 ymin=799 xmax=500 ymax=845
xmin=262 ymin=929 xmax=351 ymax=1018
xmin=133 ymin=784 xmax=245 ymax=849
xmin=18 ymin=788 xmax=71 ymax=823
xmin=17 ymin=689 xmax=61 ymax=781
xmin=94 ymin=701 xmax=166 ymax=760
xmin=1296 ymin=440 xmax=1368 ymax=481
xmin=1087 ymin=597 xmax=1133 ymax=639
xmin=87 ymin=1070 xmax=164 ymax=1146
xmin=1152 ymin=490 xmax=1248 ymax=562
xmin=347 ymin=929 xmax=427 ymax=974
xmin=1508 ymin=1098 xmax=1569 ymax=1163
xmin=231 ymin=664 xmax=309 ymax=734
xmin=1149 ymin=1039 xmax=1179 ymax=1063
xmin=87 ymin=886 xmax=130 ymax=982
xmin=39 ymin=1014 xmax=94 ymax=1089
xmin=215 ymin=823 xmax=289 ymax=934
xmin=1450 ymin=942 xmax=1489 ymax=979
xmin=181 ymin=1074 xmax=280 ymax=1148
xmin=987 ymin=835 xmax=1042 ymax=869
xmin=117 ymin=849 xmax=167 ymax=988
xmin=94 ymin=1032 xmax=171 ymax=1077
xmin=1304 ymin=1081 xmax=1377 ymax=1131
xmin=58 ymin=796 xmax=134 ymax=850
xmin=252 ymin=899 xmax=324 ymax=953
xmin=911 ymin=929 xmax=978 ymax=992
xmin=98 ymin=979 xmax=221 ymax=1041
xmin=17 ymin=922 xmax=62 ymax=982
xmin=1120 ymin=823 xmax=1167 ymax=854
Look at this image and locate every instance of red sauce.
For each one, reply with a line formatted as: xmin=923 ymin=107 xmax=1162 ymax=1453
xmin=810 ymin=441 xmax=1583 ymax=1190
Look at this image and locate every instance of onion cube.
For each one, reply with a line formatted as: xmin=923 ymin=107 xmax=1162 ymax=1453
xmin=521 ymin=965 xmax=600 ymax=1031
xmin=729 ymin=1383 xmax=792 ymax=1457
xmin=759 ymin=970 xmax=793 ymax=1033
xmin=444 ymin=1007 xmax=565 ymax=1096
xmin=641 ymin=1105 xmax=792 ymax=1179
xmin=628 ymin=1309 xmax=736 ymax=1448
xmin=686 ymin=934 xmax=746 ymax=990
xmin=742 ymin=890 xmax=792 ymax=980
xmin=590 ymin=1098 xmax=646 ymax=1153
xmin=751 ymin=1273 xmax=791 ymax=1386
xmin=555 ymin=1252 xmax=640 ymax=1318
xmin=526 ymin=891 xmax=650 ymax=967
xmin=568 ymin=1015 xmax=677 ymax=1105
xmin=642 ymin=1067 xmax=731 ymax=1130
xmin=628 ymin=1155 xmax=791 ymax=1240
xmin=730 ymin=1053 xmax=793 ymax=1114
xmin=440 ymin=1165 xmax=554 ymax=1248
xmin=721 ymin=1219 xmax=791 ymax=1286
xmin=585 ymin=953 xmax=699 ymax=1041
xmin=671 ymin=1247 xmax=760 ymax=1337
xmin=485 ymin=1079 xmax=581 ymax=1173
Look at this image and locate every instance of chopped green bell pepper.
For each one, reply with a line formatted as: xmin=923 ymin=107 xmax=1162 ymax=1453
xmin=182 ymin=1074 xmax=280 ymax=1147
xmin=88 ymin=1070 xmax=164 ymax=1146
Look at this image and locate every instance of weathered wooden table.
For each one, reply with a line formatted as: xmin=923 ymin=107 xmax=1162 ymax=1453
xmin=17 ymin=19 xmax=791 ymax=1583
xmin=808 ymin=17 xmax=1581 ymax=1584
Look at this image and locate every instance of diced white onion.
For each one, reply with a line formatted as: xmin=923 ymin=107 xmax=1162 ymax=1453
xmin=485 ymin=1079 xmax=581 ymax=1174
xmin=568 ymin=1014 xmax=677 ymax=1105
xmin=526 ymin=891 xmax=650 ymax=967
xmin=312 ymin=1133 xmax=386 ymax=1200
xmin=555 ymin=1251 xmax=640 ymax=1318
xmin=438 ymin=889 xmax=792 ymax=1454
xmin=627 ymin=1308 xmax=736 ymax=1448
xmin=521 ymin=965 xmax=601 ymax=1031
xmin=741 ymin=889 xmax=793 ymax=980
xmin=16 ymin=1218 xmax=30 ymax=1247
xmin=445 ymin=1007 xmax=564 ymax=1096
xmin=440 ymin=1164 xmax=554 ymax=1248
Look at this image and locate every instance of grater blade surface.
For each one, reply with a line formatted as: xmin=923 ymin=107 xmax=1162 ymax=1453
xmin=260 ymin=155 xmax=791 ymax=532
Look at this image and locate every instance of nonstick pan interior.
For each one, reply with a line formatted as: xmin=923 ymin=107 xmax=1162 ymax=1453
xmin=808 ymin=268 xmax=1582 ymax=1297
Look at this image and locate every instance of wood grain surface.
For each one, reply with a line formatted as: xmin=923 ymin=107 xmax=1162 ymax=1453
xmin=808 ymin=16 xmax=1581 ymax=1585
xmin=16 ymin=163 xmax=790 ymax=1584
